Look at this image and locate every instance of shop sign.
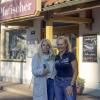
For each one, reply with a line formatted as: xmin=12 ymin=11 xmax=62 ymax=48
xmin=0 ymin=0 xmax=41 ymax=21
xmin=83 ymin=35 xmax=97 ymax=62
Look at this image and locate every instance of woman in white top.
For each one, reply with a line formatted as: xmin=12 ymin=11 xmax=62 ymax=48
xmin=32 ymin=39 xmax=56 ymax=100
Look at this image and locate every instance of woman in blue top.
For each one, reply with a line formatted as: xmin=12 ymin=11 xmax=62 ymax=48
xmin=54 ymin=36 xmax=78 ymax=100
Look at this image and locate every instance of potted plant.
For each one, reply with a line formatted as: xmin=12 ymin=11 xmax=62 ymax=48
xmin=76 ymin=77 xmax=85 ymax=95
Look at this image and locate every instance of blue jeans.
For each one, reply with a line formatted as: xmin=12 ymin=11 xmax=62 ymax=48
xmin=47 ymin=78 xmax=55 ymax=100
xmin=54 ymin=77 xmax=77 ymax=100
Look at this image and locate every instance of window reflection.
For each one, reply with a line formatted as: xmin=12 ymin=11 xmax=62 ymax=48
xmin=4 ymin=29 xmax=26 ymax=61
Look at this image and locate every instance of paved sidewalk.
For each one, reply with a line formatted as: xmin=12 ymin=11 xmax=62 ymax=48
xmin=0 ymin=91 xmax=32 ymax=100
xmin=0 ymin=81 xmax=32 ymax=96
xmin=0 ymin=81 xmax=100 ymax=100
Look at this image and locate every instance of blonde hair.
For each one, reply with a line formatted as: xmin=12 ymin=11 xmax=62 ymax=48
xmin=37 ymin=39 xmax=55 ymax=60
xmin=57 ymin=36 xmax=70 ymax=51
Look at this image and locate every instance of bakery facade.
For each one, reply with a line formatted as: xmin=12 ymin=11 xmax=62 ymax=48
xmin=0 ymin=0 xmax=100 ymax=95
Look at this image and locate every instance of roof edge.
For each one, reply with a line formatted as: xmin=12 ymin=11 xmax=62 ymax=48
xmin=42 ymin=0 xmax=96 ymax=11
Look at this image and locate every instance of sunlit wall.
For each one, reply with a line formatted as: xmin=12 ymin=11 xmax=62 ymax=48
xmin=79 ymin=8 xmax=100 ymax=90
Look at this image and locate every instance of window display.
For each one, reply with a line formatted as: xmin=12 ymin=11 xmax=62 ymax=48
xmin=4 ymin=29 xmax=27 ymax=61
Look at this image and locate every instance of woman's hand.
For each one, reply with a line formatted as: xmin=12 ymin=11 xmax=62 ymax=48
xmin=66 ymin=86 xmax=73 ymax=96
xmin=43 ymin=68 xmax=50 ymax=76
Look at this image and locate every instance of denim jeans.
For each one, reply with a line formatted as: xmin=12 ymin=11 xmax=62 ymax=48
xmin=47 ymin=78 xmax=55 ymax=100
xmin=54 ymin=77 xmax=77 ymax=100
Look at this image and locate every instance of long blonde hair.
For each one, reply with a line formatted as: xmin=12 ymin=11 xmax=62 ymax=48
xmin=37 ymin=39 xmax=55 ymax=60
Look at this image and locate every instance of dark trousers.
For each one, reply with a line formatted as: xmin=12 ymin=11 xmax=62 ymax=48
xmin=47 ymin=78 xmax=55 ymax=100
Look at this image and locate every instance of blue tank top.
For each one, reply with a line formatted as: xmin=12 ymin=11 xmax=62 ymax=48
xmin=55 ymin=51 xmax=76 ymax=78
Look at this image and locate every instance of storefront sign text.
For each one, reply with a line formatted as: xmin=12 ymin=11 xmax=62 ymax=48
xmin=0 ymin=0 xmax=39 ymax=21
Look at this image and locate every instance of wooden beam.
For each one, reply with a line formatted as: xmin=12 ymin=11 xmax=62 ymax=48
xmin=41 ymin=1 xmax=100 ymax=18
xmin=2 ymin=20 xmax=33 ymax=26
xmin=54 ymin=25 xmax=79 ymax=34
xmin=50 ymin=16 xmax=92 ymax=24
xmin=50 ymin=1 xmax=100 ymax=15
xmin=1 ymin=16 xmax=44 ymax=26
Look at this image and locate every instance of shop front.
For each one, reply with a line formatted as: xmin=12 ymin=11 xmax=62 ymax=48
xmin=0 ymin=0 xmax=41 ymax=84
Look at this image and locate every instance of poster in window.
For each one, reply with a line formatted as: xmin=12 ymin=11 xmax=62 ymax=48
xmin=83 ymin=35 xmax=97 ymax=62
xmin=26 ymin=28 xmax=39 ymax=58
xmin=4 ymin=29 xmax=27 ymax=61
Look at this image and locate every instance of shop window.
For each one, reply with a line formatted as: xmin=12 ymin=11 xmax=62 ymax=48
xmin=4 ymin=29 xmax=27 ymax=61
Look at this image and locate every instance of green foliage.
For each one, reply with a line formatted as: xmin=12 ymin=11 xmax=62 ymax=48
xmin=76 ymin=77 xmax=85 ymax=87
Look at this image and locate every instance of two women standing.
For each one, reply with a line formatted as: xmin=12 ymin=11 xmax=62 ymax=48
xmin=32 ymin=36 xmax=78 ymax=100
